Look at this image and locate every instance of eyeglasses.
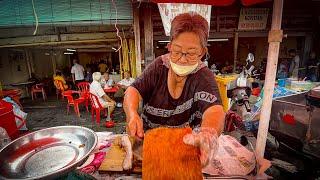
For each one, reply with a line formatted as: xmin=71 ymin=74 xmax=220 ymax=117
xmin=170 ymin=50 xmax=201 ymax=62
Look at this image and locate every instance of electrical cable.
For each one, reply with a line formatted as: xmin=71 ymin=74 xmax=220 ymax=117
xmin=31 ymin=0 xmax=39 ymax=35
xmin=111 ymin=0 xmax=122 ymax=52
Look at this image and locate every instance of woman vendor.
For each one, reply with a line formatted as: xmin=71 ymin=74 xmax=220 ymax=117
xmin=123 ymin=12 xmax=225 ymax=167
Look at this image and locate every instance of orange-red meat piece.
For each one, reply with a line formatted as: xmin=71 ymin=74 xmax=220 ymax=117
xmin=142 ymin=127 xmax=203 ymax=180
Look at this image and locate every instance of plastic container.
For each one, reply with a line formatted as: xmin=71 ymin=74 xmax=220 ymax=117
xmin=0 ymin=100 xmax=19 ymax=139
xmin=290 ymin=81 xmax=313 ymax=91
xmin=285 ymin=78 xmax=297 ymax=88
xmin=105 ymin=121 xmax=115 ymax=128
xmin=278 ymin=79 xmax=286 ymax=87
xmin=215 ymin=74 xmax=238 ymax=112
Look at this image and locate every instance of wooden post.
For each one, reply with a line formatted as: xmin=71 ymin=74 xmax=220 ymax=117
xmin=233 ymin=32 xmax=239 ymax=72
xmin=133 ymin=3 xmax=142 ymax=76
xmin=51 ymin=51 xmax=56 ymax=75
xmin=119 ymin=42 xmax=123 ymax=79
xmin=143 ymin=4 xmax=154 ymax=67
xmin=24 ymin=49 xmax=32 ymax=78
xmin=216 ymin=8 xmax=220 ymax=32
xmin=255 ymin=0 xmax=284 ymax=161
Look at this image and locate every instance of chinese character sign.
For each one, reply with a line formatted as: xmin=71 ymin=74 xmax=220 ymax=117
xmin=158 ymin=3 xmax=212 ymax=36
xmin=238 ymin=8 xmax=269 ymax=31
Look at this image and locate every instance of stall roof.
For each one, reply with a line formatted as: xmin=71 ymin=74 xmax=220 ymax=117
xmin=0 ymin=0 xmax=132 ymax=27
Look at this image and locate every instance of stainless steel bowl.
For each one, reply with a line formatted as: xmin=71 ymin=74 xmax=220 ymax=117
xmin=0 ymin=126 xmax=98 ymax=180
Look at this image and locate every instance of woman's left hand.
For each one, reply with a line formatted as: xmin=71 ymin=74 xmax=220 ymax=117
xmin=183 ymin=127 xmax=219 ymax=167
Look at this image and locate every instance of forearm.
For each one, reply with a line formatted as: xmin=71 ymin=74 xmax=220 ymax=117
xmin=123 ymin=86 xmax=141 ymax=122
xmin=201 ymin=105 xmax=225 ymax=135
xmin=72 ymin=74 xmax=75 ymax=82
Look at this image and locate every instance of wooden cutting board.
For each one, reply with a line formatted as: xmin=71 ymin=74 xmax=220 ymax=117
xmin=98 ymin=137 xmax=126 ymax=172
xmin=98 ymin=136 xmax=142 ymax=173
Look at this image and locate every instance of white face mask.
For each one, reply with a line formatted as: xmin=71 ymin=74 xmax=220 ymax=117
xmin=170 ymin=60 xmax=199 ymax=76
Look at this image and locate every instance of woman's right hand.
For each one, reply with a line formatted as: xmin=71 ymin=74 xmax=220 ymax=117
xmin=127 ymin=113 xmax=144 ymax=139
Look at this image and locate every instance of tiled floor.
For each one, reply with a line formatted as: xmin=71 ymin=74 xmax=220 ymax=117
xmin=22 ymin=96 xmax=126 ymax=134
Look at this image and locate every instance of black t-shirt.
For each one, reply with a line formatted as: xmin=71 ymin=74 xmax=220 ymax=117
xmin=131 ymin=54 xmax=221 ymax=130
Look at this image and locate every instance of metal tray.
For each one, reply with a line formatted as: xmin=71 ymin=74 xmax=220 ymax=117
xmin=0 ymin=126 xmax=98 ymax=180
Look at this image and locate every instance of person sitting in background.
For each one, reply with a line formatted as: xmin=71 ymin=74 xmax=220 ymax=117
xmin=113 ymin=71 xmax=135 ymax=107
xmin=98 ymin=60 xmax=108 ymax=73
xmin=117 ymin=71 xmax=135 ymax=89
xmin=53 ymin=71 xmax=68 ymax=90
xmin=85 ymin=67 xmax=93 ymax=82
xmin=221 ymin=61 xmax=233 ymax=74
xmin=28 ymin=73 xmax=40 ymax=84
xmin=100 ymin=72 xmax=114 ymax=89
xmin=90 ymin=72 xmax=116 ymax=121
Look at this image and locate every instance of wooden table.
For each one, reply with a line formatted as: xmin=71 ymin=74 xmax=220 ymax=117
xmin=104 ymin=86 xmax=119 ymax=98
xmin=10 ymin=81 xmax=35 ymax=97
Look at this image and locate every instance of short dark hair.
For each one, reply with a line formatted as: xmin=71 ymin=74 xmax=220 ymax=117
xmin=170 ymin=12 xmax=209 ymax=48
xmin=56 ymin=72 xmax=62 ymax=76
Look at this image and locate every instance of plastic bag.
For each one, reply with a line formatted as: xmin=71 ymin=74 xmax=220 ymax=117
xmin=2 ymin=97 xmax=27 ymax=130
xmin=202 ymin=135 xmax=256 ymax=175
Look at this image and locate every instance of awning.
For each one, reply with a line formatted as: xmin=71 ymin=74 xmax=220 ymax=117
xmin=0 ymin=0 xmax=132 ymax=27
xmin=151 ymin=0 xmax=270 ymax=6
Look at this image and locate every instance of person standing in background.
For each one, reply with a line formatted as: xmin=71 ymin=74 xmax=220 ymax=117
xmin=259 ymin=58 xmax=268 ymax=80
xmin=306 ymin=52 xmax=318 ymax=82
xmin=221 ymin=61 xmax=233 ymax=74
xmin=277 ymin=59 xmax=288 ymax=79
xmin=288 ymin=49 xmax=300 ymax=79
xmin=71 ymin=59 xmax=85 ymax=85
xmin=98 ymin=60 xmax=108 ymax=73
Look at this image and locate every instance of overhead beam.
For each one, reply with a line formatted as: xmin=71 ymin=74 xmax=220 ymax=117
xmin=0 ymin=32 xmax=133 ymax=48
xmin=233 ymin=32 xmax=239 ymax=72
xmin=154 ymin=31 xmax=307 ymax=41
xmin=34 ymin=44 xmax=113 ymax=50
xmin=0 ymin=24 xmax=133 ymax=39
xmin=0 ymin=39 xmax=118 ymax=48
xmin=77 ymin=49 xmax=113 ymax=52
